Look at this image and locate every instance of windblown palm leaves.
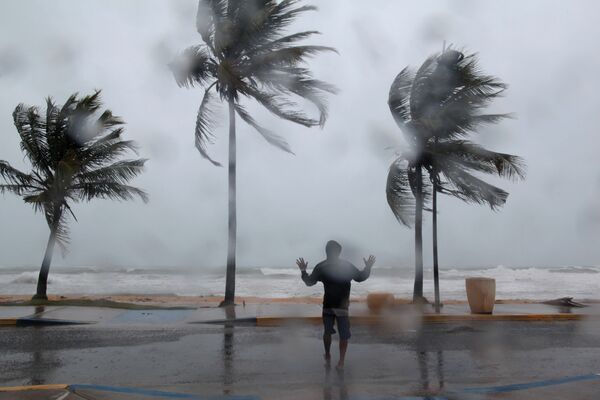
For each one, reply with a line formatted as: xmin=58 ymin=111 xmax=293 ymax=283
xmin=170 ymin=0 xmax=337 ymax=165
xmin=387 ymin=139 xmax=525 ymax=225
xmin=0 ymin=91 xmax=148 ymax=299
xmin=386 ymin=48 xmax=526 ymax=303
xmin=170 ymin=0 xmax=336 ymax=306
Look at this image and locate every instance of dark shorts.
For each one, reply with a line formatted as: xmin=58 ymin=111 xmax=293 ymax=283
xmin=322 ymin=311 xmax=351 ymax=340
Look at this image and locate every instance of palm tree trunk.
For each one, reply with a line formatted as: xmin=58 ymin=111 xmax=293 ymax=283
xmin=33 ymin=227 xmax=57 ymax=300
xmin=413 ymin=165 xmax=424 ymax=301
xmin=432 ymin=176 xmax=441 ymax=313
xmin=221 ymin=100 xmax=237 ymax=307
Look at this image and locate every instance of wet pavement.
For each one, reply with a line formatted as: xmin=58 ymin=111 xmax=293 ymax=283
xmin=2 ymin=315 xmax=600 ymax=399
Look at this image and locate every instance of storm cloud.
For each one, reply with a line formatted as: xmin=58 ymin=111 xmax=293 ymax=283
xmin=0 ymin=0 xmax=599 ymax=271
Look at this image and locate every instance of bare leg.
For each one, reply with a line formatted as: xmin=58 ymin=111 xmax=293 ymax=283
xmin=337 ymin=340 xmax=348 ymax=370
xmin=323 ymin=333 xmax=332 ymax=364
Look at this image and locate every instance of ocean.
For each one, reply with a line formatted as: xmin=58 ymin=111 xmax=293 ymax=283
xmin=1 ymin=265 xmax=599 ymax=301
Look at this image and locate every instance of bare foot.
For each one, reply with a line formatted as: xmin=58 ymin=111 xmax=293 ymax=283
xmin=336 ymin=362 xmax=344 ymax=371
xmin=324 ymin=353 xmax=331 ymax=367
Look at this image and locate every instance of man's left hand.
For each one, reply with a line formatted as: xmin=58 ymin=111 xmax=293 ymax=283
xmin=363 ymin=255 xmax=376 ymax=269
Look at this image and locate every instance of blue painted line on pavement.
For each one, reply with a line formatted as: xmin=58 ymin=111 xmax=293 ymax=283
xmin=462 ymin=373 xmax=600 ymax=393
xmin=69 ymin=384 xmax=259 ymax=399
xmin=348 ymin=396 xmax=447 ymax=399
xmin=200 ymin=317 xmax=258 ymax=325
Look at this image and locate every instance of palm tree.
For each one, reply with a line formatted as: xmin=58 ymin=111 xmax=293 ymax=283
xmin=169 ymin=0 xmax=336 ymax=306
xmin=386 ymin=49 xmax=526 ymax=306
xmin=0 ymin=91 xmax=148 ymax=300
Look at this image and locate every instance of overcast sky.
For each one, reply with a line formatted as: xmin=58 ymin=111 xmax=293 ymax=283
xmin=0 ymin=0 xmax=599 ymax=271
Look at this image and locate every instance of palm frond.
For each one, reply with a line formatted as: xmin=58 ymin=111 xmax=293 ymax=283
xmin=231 ymin=0 xmax=317 ymax=54
xmin=438 ymin=158 xmax=509 ymax=209
xmin=170 ymin=46 xmax=216 ymax=88
xmin=76 ymin=159 xmax=147 ymax=184
xmin=13 ymin=104 xmax=51 ymax=173
xmin=460 ymin=114 xmax=513 ymax=135
xmin=248 ymin=45 xmax=336 ymax=70
xmin=267 ymin=1 xmax=317 ymax=36
xmin=408 ymin=54 xmax=438 ymax=121
xmin=234 ymin=103 xmax=293 ymax=153
xmin=80 ymin=128 xmax=139 ymax=168
xmin=68 ymin=90 xmax=109 ymax=146
xmin=252 ymin=67 xmax=336 ymax=126
xmin=194 ymin=87 xmax=222 ymax=166
xmin=247 ymin=87 xmax=320 ymax=127
xmin=73 ymin=181 xmax=149 ymax=203
xmin=196 ymin=0 xmax=223 ymax=48
xmin=255 ymin=30 xmax=321 ymax=52
xmin=50 ymin=208 xmax=71 ymax=254
xmin=429 ymin=52 xmax=508 ymax=138
xmin=45 ymin=97 xmax=60 ymax=144
xmin=434 ymin=102 xmax=509 ymax=140
xmin=386 ymin=157 xmax=417 ymax=227
xmin=0 ymin=160 xmax=37 ymax=186
xmin=46 ymin=94 xmax=77 ymax=164
xmin=388 ymin=67 xmax=415 ymax=128
xmin=0 ymin=184 xmax=36 ymax=196
xmin=435 ymin=140 xmax=526 ymax=181
xmin=74 ymin=91 xmax=103 ymax=115
xmin=96 ymin=109 xmax=125 ymax=130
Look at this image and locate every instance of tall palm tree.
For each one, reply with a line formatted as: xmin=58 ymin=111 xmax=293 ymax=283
xmin=386 ymin=49 xmax=526 ymax=306
xmin=0 ymin=91 xmax=148 ymax=300
xmin=170 ymin=0 xmax=336 ymax=306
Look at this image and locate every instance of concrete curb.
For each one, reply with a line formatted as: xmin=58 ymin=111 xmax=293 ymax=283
xmin=0 ymin=384 xmax=68 ymax=392
xmin=16 ymin=317 xmax=93 ymax=326
xmin=2 ymin=313 xmax=587 ymax=327
xmin=0 ymin=317 xmax=93 ymax=327
xmin=252 ymin=313 xmax=587 ymax=327
xmin=423 ymin=313 xmax=585 ymax=323
xmin=0 ymin=300 xmax=196 ymax=310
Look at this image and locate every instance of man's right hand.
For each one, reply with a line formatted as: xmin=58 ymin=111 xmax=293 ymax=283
xmin=296 ymin=257 xmax=308 ymax=272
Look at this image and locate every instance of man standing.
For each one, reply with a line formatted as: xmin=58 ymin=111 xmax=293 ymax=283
xmin=297 ymin=240 xmax=376 ymax=370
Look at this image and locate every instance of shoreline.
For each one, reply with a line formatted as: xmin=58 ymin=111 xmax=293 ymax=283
xmin=1 ymin=294 xmax=598 ymax=308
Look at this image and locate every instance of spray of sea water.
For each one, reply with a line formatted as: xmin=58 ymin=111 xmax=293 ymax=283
xmin=1 ymin=265 xmax=598 ymax=300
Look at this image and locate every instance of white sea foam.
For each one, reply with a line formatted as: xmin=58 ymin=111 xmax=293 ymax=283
xmin=0 ymin=265 xmax=598 ymax=300
xmin=10 ymin=272 xmax=39 ymax=284
xmin=260 ymin=267 xmax=299 ymax=276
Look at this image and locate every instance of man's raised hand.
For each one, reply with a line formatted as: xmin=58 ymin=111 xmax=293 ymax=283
xmin=363 ymin=255 xmax=376 ymax=269
xmin=296 ymin=257 xmax=308 ymax=272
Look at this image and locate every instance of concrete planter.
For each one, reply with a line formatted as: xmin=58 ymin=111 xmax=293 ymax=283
xmin=465 ymin=277 xmax=496 ymax=314
xmin=367 ymin=292 xmax=395 ymax=313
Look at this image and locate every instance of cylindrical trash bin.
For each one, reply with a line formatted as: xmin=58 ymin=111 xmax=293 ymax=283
xmin=465 ymin=277 xmax=496 ymax=314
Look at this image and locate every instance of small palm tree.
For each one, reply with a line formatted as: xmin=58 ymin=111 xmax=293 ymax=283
xmin=386 ymin=49 xmax=526 ymax=306
xmin=169 ymin=0 xmax=336 ymax=306
xmin=0 ymin=91 xmax=148 ymax=300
